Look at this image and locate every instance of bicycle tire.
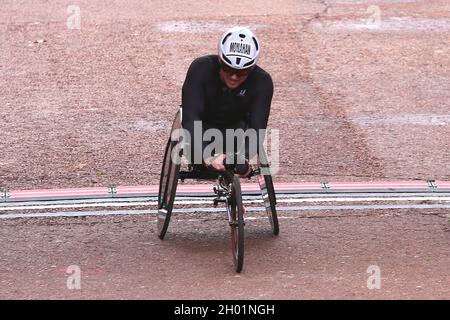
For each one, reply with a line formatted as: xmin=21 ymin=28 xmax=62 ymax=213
xmin=229 ymin=175 xmax=245 ymax=272
xmin=157 ymin=140 xmax=181 ymax=239
xmin=258 ymin=170 xmax=279 ymax=236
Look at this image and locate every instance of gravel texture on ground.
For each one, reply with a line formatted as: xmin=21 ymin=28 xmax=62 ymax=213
xmin=1 ymin=0 xmax=449 ymax=300
xmin=1 ymin=0 xmax=449 ymax=190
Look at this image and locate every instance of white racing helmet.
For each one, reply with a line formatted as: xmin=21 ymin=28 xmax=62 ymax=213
xmin=218 ymin=26 xmax=260 ymax=70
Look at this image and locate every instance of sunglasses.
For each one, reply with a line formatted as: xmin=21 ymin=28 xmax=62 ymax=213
xmin=220 ymin=64 xmax=253 ymax=77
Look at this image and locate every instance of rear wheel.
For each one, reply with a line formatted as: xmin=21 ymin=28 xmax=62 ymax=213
xmin=228 ymin=175 xmax=245 ymax=273
xmin=157 ymin=111 xmax=182 ymax=239
xmin=258 ymin=172 xmax=279 ymax=235
xmin=257 ymin=148 xmax=279 ymax=235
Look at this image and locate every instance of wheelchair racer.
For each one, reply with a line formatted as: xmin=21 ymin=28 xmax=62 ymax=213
xmin=181 ymin=26 xmax=274 ymax=177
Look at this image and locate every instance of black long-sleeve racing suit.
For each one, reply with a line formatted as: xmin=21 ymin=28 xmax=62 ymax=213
xmin=181 ymin=54 xmax=273 ymax=166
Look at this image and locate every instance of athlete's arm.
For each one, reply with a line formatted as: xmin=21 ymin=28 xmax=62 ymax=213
xmin=248 ymin=73 xmax=274 ymax=159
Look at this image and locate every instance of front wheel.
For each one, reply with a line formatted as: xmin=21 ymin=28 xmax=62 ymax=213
xmin=258 ymin=170 xmax=279 ymax=236
xmin=157 ymin=138 xmax=181 ymax=239
xmin=228 ymin=175 xmax=245 ymax=273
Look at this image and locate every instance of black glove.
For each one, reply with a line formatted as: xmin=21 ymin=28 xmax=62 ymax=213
xmin=234 ymin=161 xmax=250 ymax=176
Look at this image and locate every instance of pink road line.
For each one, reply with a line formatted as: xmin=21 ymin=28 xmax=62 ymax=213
xmin=4 ymin=181 xmax=450 ymax=201
xmin=9 ymin=187 xmax=110 ymax=199
xmin=115 ymin=186 xmax=159 ymax=194
xmin=328 ymin=181 xmax=430 ymax=190
xmin=273 ymin=183 xmax=322 ymax=190
xmin=436 ymin=181 xmax=450 ymax=189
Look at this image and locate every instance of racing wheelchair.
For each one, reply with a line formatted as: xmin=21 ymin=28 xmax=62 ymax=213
xmin=157 ymin=109 xmax=278 ymax=272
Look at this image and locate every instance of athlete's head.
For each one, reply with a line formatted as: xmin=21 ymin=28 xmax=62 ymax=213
xmin=218 ymin=26 xmax=260 ymax=69
xmin=218 ymin=26 xmax=260 ymax=89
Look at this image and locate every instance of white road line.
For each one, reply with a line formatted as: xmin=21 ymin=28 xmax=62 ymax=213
xmin=2 ymin=192 xmax=449 ymax=207
xmin=1 ymin=203 xmax=450 ymax=219
xmin=275 ymin=196 xmax=450 ymax=203
xmin=0 ymin=201 xmax=157 ymax=211
xmin=2 ymin=196 xmax=450 ymax=211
